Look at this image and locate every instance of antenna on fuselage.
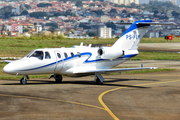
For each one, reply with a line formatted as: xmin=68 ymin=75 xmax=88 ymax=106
xmin=80 ymin=42 xmax=83 ymax=46
xmin=88 ymin=44 xmax=92 ymax=47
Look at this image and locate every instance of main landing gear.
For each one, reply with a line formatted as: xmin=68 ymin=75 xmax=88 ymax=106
xmin=54 ymin=74 xmax=63 ymax=83
xmin=94 ymin=73 xmax=104 ymax=85
xmin=49 ymin=74 xmax=63 ymax=83
xmin=20 ymin=75 xmax=29 ymax=84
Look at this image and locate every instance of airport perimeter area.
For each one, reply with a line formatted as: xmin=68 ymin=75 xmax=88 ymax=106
xmin=0 ymin=43 xmax=180 ymax=120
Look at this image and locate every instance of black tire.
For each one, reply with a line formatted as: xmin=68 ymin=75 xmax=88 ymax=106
xmin=55 ymin=74 xmax=63 ymax=83
xmin=96 ymin=77 xmax=103 ymax=85
xmin=20 ymin=78 xmax=27 ymax=84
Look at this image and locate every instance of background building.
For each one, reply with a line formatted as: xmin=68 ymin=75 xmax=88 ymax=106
xmin=170 ymin=0 xmax=177 ymax=5
xmin=6 ymin=24 xmax=23 ymax=33
xmin=35 ymin=25 xmax=42 ymax=33
xmin=98 ymin=26 xmax=112 ymax=38
xmin=111 ymin=0 xmax=139 ymax=5
xmin=149 ymin=0 xmax=177 ymax=6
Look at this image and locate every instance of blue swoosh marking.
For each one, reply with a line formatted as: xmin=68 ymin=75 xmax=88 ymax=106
xmin=19 ymin=52 xmax=137 ymax=71
xmin=121 ymin=20 xmax=152 ymax=38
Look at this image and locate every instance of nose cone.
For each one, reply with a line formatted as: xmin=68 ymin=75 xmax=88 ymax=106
xmin=3 ymin=63 xmax=15 ymax=74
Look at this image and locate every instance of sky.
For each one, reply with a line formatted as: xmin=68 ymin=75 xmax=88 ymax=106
xmin=139 ymin=0 xmax=180 ymax=5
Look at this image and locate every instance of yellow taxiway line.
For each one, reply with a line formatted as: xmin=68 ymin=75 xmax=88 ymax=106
xmin=0 ymin=93 xmax=105 ymax=111
xmin=98 ymin=79 xmax=180 ymax=120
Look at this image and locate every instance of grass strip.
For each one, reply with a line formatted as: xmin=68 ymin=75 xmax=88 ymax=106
xmin=0 ymin=37 xmax=180 ymax=57
xmin=131 ymin=52 xmax=180 ymax=60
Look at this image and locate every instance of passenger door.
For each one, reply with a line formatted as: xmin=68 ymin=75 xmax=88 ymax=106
xmin=54 ymin=50 xmax=63 ymax=72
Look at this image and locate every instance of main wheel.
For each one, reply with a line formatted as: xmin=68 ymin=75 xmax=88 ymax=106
xmin=20 ymin=78 xmax=27 ymax=84
xmin=96 ymin=77 xmax=103 ymax=85
xmin=54 ymin=74 xmax=63 ymax=83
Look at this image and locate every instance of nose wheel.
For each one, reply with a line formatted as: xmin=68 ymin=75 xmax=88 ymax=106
xmin=20 ymin=77 xmax=27 ymax=84
xmin=20 ymin=75 xmax=29 ymax=84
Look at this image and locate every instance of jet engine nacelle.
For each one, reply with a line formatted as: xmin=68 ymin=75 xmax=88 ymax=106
xmin=98 ymin=47 xmax=124 ymax=59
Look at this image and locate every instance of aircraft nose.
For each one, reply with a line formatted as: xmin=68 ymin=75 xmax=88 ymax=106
xmin=3 ymin=64 xmax=14 ymax=74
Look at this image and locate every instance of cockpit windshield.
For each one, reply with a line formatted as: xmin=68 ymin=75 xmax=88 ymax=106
xmin=26 ymin=51 xmax=44 ymax=60
xmin=26 ymin=50 xmax=34 ymax=58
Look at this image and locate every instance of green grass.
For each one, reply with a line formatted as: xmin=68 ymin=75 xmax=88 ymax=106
xmin=0 ymin=37 xmax=180 ymax=57
xmin=141 ymin=37 xmax=180 ymax=43
xmin=131 ymin=52 xmax=180 ymax=60
xmin=0 ymin=38 xmax=117 ymax=57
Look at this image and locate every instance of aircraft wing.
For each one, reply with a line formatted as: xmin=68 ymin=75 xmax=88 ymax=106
xmin=74 ymin=67 xmax=158 ymax=74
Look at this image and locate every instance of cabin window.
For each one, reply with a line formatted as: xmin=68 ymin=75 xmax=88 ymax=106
xmin=30 ymin=51 xmax=44 ymax=60
xmin=71 ymin=52 xmax=74 ymax=58
xmin=57 ymin=53 xmax=61 ymax=58
xmin=45 ymin=52 xmax=51 ymax=59
xmin=64 ymin=53 xmax=68 ymax=58
xmin=77 ymin=52 xmax=81 ymax=57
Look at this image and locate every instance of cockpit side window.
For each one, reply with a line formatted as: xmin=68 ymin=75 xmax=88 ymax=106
xmin=45 ymin=52 xmax=51 ymax=59
xmin=30 ymin=51 xmax=44 ymax=60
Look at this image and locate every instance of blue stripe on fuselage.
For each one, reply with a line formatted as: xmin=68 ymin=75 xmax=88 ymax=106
xmin=18 ymin=52 xmax=137 ymax=71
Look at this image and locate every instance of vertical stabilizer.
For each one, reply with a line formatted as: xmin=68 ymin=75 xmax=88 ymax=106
xmin=112 ymin=20 xmax=152 ymax=50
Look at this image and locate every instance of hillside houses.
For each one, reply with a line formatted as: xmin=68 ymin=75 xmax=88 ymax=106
xmin=0 ymin=1 xmax=179 ymax=38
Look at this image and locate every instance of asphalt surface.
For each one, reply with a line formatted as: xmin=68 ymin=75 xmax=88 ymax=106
xmin=139 ymin=43 xmax=180 ymax=52
xmin=0 ymin=71 xmax=180 ymax=120
xmin=1 ymin=43 xmax=180 ymax=120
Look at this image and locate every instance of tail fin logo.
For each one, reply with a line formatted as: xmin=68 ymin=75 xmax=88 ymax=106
xmin=126 ymin=34 xmax=140 ymax=40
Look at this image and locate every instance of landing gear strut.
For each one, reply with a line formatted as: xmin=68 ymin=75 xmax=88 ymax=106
xmin=20 ymin=75 xmax=29 ymax=84
xmin=94 ymin=74 xmax=104 ymax=85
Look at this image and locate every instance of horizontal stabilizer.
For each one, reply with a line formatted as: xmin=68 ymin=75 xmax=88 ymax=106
xmin=113 ymin=22 xmax=176 ymax=25
xmin=136 ymin=22 xmax=176 ymax=25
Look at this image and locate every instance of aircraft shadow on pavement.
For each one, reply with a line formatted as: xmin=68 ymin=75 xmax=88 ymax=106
xmin=104 ymin=78 xmax=158 ymax=82
xmin=1 ymin=78 xmax=153 ymax=89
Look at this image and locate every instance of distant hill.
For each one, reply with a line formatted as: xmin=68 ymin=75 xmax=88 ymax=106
xmin=0 ymin=6 xmax=14 ymax=18
xmin=0 ymin=6 xmax=14 ymax=15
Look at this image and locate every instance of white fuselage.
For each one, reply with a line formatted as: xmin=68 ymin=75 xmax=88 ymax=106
xmin=3 ymin=46 xmax=138 ymax=77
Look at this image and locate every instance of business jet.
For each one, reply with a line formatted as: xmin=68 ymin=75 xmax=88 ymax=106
xmin=3 ymin=20 xmax=175 ymax=84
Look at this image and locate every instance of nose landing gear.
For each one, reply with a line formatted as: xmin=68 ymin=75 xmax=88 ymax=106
xmin=20 ymin=75 xmax=29 ymax=84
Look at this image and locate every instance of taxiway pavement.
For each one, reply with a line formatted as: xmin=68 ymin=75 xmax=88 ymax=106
xmin=0 ymin=71 xmax=180 ymax=120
